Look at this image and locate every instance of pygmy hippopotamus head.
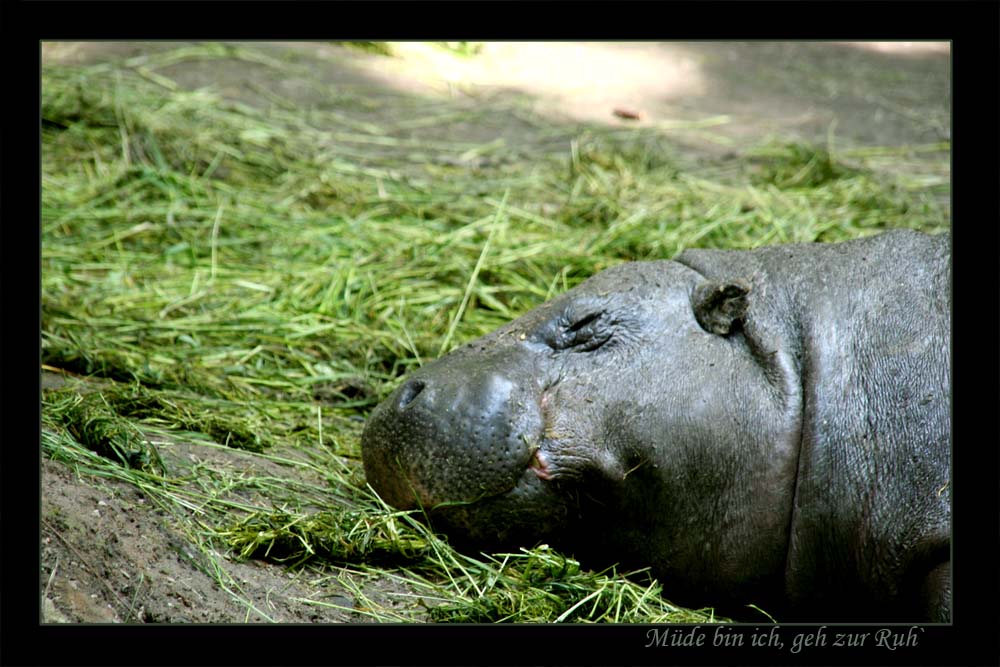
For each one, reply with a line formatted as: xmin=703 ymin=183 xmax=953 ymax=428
xmin=362 ymin=259 xmax=803 ymax=605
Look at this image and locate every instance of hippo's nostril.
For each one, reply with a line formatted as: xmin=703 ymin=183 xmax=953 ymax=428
xmin=397 ymin=379 xmax=425 ymax=410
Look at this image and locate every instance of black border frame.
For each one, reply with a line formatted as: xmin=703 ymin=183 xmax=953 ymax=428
xmin=4 ymin=2 xmax=998 ymax=665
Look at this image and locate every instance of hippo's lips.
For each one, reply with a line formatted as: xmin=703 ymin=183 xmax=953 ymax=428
xmin=529 ymin=448 xmax=554 ymax=480
xmin=527 ymin=383 xmax=557 ymax=481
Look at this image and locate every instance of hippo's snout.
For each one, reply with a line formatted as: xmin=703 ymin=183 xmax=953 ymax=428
xmin=361 ymin=359 xmax=543 ymax=510
xmin=395 ymin=378 xmax=426 ymax=409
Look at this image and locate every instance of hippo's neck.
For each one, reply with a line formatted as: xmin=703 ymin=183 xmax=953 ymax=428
xmin=744 ymin=232 xmax=950 ymax=616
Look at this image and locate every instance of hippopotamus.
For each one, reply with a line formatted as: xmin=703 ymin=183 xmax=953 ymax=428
xmin=361 ymin=229 xmax=951 ymax=622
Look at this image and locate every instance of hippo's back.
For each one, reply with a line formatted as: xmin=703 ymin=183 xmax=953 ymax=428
xmin=789 ymin=231 xmax=950 ymax=619
xmin=681 ymin=230 xmax=951 ymax=620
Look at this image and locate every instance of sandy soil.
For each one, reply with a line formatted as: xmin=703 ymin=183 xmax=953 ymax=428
xmin=39 ymin=41 xmax=951 ymax=625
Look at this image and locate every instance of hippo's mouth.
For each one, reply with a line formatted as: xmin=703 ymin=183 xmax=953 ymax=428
xmin=522 ymin=377 xmax=601 ymax=486
xmin=528 ymin=447 xmax=554 ymax=480
xmin=524 ymin=382 xmax=560 ymax=482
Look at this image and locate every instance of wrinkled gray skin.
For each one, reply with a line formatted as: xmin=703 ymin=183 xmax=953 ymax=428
xmin=362 ymin=229 xmax=951 ymax=622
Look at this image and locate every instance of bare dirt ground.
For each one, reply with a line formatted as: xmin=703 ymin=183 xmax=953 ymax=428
xmin=39 ymin=41 xmax=951 ymax=625
xmin=43 ymin=41 xmax=951 ymax=157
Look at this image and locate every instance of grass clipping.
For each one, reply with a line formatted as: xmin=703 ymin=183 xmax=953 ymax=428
xmin=424 ymin=547 xmax=714 ymax=624
xmin=217 ymin=503 xmax=714 ymax=623
xmin=41 ymin=43 xmax=949 ymax=624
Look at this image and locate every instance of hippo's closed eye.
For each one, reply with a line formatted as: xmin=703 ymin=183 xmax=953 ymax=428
xmin=550 ymin=310 xmax=615 ymax=352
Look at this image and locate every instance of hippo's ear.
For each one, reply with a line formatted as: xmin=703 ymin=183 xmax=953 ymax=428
xmin=692 ymin=280 xmax=750 ymax=335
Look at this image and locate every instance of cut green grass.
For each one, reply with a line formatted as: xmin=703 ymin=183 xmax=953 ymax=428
xmin=41 ymin=43 xmax=949 ymax=623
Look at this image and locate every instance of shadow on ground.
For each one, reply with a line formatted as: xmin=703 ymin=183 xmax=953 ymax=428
xmin=43 ymin=41 xmax=950 ymax=157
